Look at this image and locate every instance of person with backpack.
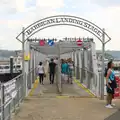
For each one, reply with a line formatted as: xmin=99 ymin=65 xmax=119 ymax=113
xmin=105 ymin=60 xmax=117 ymax=108
xmin=37 ymin=62 xmax=45 ymax=85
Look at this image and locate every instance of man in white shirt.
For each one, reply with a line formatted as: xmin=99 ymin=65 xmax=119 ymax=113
xmin=54 ymin=58 xmax=58 ymax=65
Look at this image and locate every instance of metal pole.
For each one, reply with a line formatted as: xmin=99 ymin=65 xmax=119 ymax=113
xmin=101 ymin=28 xmax=105 ymax=100
xmin=1 ymin=84 xmax=5 ymax=120
xmin=76 ymin=50 xmax=80 ymax=79
xmin=28 ymin=46 xmax=32 ymax=89
xmin=79 ymin=49 xmax=82 ymax=81
xmin=73 ymin=50 xmax=75 ymax=76
xmin=81 ymin=48 xmax=84 ymax=83
xmin=10 ymin=56 xmax=14 ymax=74
xmin=57 ymin=42 xmax=62 ymax=93
xmin=32 ymin=49 xmax=35 ymax=83
xmin=22 ymin=27 xmax=26 ymax=97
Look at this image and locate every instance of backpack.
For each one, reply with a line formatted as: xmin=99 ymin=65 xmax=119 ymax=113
xmin=104 ymin=68 xmax=108 ymax=77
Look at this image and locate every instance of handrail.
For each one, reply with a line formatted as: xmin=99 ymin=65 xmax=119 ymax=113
xmin=74 ymin=65 xmax=97 ymax=75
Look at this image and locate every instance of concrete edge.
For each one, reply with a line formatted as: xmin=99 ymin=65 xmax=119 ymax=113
xmin=55 ymin=95 xmax=95 ymax=98
xmin=74 ymin=79 xmax=97 ymax=98
xmin=81 ymin=82 xmax=97 ymax=97
xmin=28 ymin=78 xmax=39 ymax=96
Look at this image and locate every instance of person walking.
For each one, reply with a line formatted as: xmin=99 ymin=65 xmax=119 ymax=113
xmin=61 ymin=59 xmax=65 ymax=83
xmin=105 ymin=61 xmax=117 ymax=108
xmin=37 ymin=62 xmax=45 ymax=85
xmin=61 ymin=59 xmax=69 ymax=83
xmin=54 ymin=57 xmax=58 ymax=65
xmin=49 ymin=58 xmax=56 ymax=84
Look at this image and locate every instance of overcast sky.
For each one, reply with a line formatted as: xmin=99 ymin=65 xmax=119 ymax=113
xmin=0 ymin=0 xmax=120 ymax=50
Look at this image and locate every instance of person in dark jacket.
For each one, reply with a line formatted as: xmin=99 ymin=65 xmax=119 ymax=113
xmin=49 ymin=58 xmax=56 ymax=84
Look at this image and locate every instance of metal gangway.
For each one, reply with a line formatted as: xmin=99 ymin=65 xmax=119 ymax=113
xmin=21 ymin=38 xmax=101 ymax=96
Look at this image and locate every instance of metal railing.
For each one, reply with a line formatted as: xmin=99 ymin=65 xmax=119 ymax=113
xmin=27 ymin=68 xmax=37 ymax=89
xmin=46 ymin=64 xmax=103 ymax=97
xmin=0 ymin=74 xmax=25 ymax=120
xmin=0 ymin=60 xmax=48 ymax=120
xmin=74 ymin=66 xmax=102 ymax=97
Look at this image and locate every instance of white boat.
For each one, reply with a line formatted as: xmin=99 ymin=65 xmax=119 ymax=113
xmin=0 ymin=64 xmax=22 ymax=73
xmin=0 ymin=56 xmax=22 ymax=74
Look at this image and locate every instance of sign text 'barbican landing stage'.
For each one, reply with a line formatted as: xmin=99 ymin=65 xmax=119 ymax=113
xmin=24 ymin=16 xmax=103 ymax=40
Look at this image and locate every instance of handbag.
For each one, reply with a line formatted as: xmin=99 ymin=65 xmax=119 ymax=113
xmin=64 ymin=74 xmax=68 ymax=81
xmin=107 ymin=83 xmax=115 ymax=94
xmin=44 ymin=74 xmax=46 ymax=77
xmin=61 ymin=74 xmax=65 ymax=81
xmin=113 ymin=77 xmax=117 ymax=88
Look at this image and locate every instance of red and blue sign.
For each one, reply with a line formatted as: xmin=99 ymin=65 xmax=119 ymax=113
xmin=39 ymin=40 xmax=45 ymax=46
xmin=48 ymin=39 xmax=54 ymax=46
xmin=76 ymin=39 xmax=82 ymax=46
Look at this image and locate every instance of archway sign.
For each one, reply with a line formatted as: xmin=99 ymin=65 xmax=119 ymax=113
xmin=16 ymin=15 xmax=111 ymax=100
xmin=16 ymin=15 xmax=110 ymax=43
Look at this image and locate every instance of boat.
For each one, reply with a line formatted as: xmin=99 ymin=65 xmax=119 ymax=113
xmin=0 ymin=56 xmax=22 ymax=74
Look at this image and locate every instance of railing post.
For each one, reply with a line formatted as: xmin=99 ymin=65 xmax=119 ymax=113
xmin=81 ymin=49 xmax=84 ymax=83
xmin=58 ymin=43 xmax=62 ymax=93
xmin=56 ymin=65 xmax=60 ymax=93
xmin=22 ymin=27 xmax=26 ymax=97
xmin=73 ymin=50 xmax=76 ymax=77
xmin=101 ymin=28 xmax=105 ymax=100
xmin=33 ymin=49 xmax=36 ymax=82
xmin=21 ymin=74 xmax=24 ymax=101
xmin=84 ymin=49 xmax=88 ymax=86
xmin=87 ymin=70 xmax=91 ymax=89
xmin=1 ymin=84 xmax=5 ymax=120
xmin=29 ymin=48 xmax=32 ymax=88
xmin=76 ymin=50 xmax=80 ymax=79
xmin=79 ymin=50 xmax=82 ymax=81
xmin=99 ymin=72 xmax=101 ymax=97
xmin=17 ymin=77 xmax=20 ymax=107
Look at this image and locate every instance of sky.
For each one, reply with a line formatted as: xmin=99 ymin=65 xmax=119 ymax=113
xmin=0 ymin=0 xmax=120 ymax=50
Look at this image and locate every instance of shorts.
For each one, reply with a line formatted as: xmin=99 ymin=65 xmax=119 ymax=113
xmin=69 ymin=69 xmax=72 ymax=77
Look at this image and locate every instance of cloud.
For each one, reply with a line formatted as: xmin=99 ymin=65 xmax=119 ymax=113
xmin=36 ymin=0 xmax=64 ymax=8
xmin=0 ymin=0 xmax=25 ymax=14
xmin=84 ymin=6 xmax=120 ymax=50
xmin=0 ymin=0 xmax=65 ymax=50
xmin=0 ymin=0 xmax=120 ymax=50
xmin=90 ymin=0 xmax=120 ymax=7
xmin=15 ymin=0 xmax=25 ymax=12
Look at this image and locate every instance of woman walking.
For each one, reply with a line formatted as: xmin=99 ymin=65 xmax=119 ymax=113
xmin=105 ymin=61 xmax=116 ymax=108
xmin=37 ymin=62 xmax=45 ymax=85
